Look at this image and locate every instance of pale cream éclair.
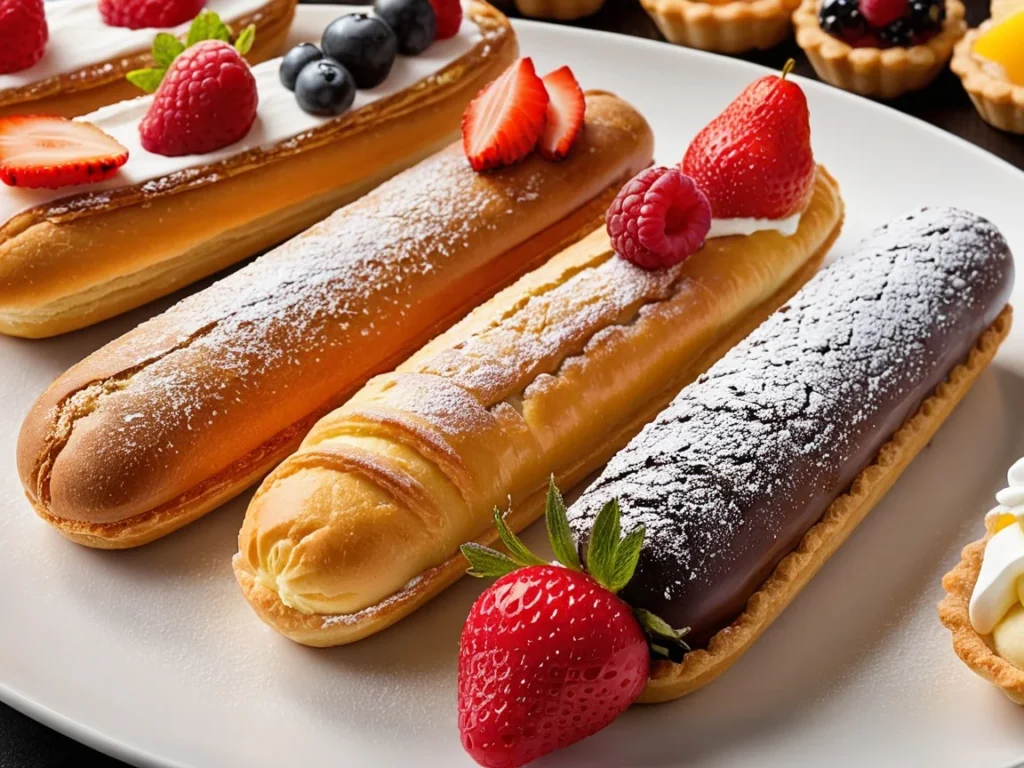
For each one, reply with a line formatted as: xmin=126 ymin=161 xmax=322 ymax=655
xmin=0 ymin=0 xmax=296 ymax=118
xmin=0 ymin=1 xmax=517 ymax=338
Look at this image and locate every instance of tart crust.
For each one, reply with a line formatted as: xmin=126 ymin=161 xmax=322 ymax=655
xmin=513 ymin=0 xmax=606 ymax=20
xmin=641 ymin=0 xmax=802 ymax=53
xmin=642 ymin=304 xmax=1012 ymax=702
xmin=951 ymin=23 xmax=1024 ymax=134
xmin=793 ymin=0 xmax=966 ymax=98
xmin=940 ymin=510 xmax=1024 ymax=704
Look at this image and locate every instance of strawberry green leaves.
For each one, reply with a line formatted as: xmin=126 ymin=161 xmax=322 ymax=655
xmin=127 ymin=12 xmax=256 ymax=94
xmin=636 ymin=609 xmax=690 ymax=663
xmin=545 ymin=476 xmax=581 ymax=571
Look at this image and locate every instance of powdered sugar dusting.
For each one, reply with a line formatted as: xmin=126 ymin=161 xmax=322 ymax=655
xmin=566 ymin=207 xmax=1014 ymax=642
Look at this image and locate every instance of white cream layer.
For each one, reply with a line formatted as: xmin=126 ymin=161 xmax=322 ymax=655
xmin=707 ymin=212 xmax=801 ymax=239
xmin=970 ymin=457 xmax=1024 ymax=634
xmin=0 ymin=0 xmax=270 ymax=92
xmin=0 ymin=9 xmax=481 ymax=228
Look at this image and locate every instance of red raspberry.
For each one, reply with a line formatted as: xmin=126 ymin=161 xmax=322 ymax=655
xmin=428 ymin=0 xmax=462 ymax=39
xmin=0 ymin=0 xmax=47 ymax=75
xmin=859 ymin=0 xmax=908 ymax=28
xmin=99 ymin=0 xmax=205 ymax=29
xmin=139 ymin=40 xmax=258 ymax=157
xmin=606 ymin=167 xmax=712 ymax=271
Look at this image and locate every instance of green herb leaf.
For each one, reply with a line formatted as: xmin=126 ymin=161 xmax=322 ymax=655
xmin=461 ymin=543 xmax=520 ymax=579
xmin=234 ymin=23 xmax=256 ymax=55
xmin=152 ymin=33 xmax=185 ymax=68
xmin=635 ymin=607 xmax=690 ymax=662
xmin=126 ymin=67 xmax=166 ymax=94
xmin=606 ymin=524 xmax=644 ymax=593
xmin=545 ymin=476 xmax=581 ymax=572
xmin=585 ymin=498 xmax=621 ymax=589
xmin=187 ymin=10 xmax=232 ymax=47
xmin=493 ymin=507 xmax=546 ymax=568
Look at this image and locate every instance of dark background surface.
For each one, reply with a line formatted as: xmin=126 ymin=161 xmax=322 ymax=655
xmin=3 ymin=0 xmax=1022 ymax=765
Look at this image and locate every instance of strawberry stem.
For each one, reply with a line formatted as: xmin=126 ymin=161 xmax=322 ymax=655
xmin=780 ymin=58 xmax=796 ymax=81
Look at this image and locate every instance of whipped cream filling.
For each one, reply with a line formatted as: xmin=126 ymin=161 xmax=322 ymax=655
xmin=0 ymin=0 xmax=270 ymax=92
xmin=706 ymin=212 xmax=801 ymax=239
xmin=0 ymin=8 xmax=482 ymax=228
xmin=970 ymin=458 xmax=1024 ymax=634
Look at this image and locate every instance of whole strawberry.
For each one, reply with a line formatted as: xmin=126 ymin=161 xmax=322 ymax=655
xmin=681 ymin=60 xmax=815 ymax=221
xmin=458 ymin=480 xmax=688 ymax=768
xmin=0 ymin=0 xmax=48 ymax=75
xmin=100 ymin=0 xmax=205 ymax=30
xmin=128 ymin=13 xmax=258 ymax=157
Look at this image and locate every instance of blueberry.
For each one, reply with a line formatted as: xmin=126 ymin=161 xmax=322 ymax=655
xmin=279 ymin=43 xmax=323 ymax=91
xmin=907 ymin=0 xmax=945 ymax=39
xmin=374 ymin=0 xmax=436 ymax=55
xmin=818 ymin=0 xmax=867 ymax=43
xmin=321 ymin=13 xmax=398 ymax=89
xmin=879 ymin=17 xmax=914 ymax=46
xmin=294 ymin=59 xmax=356 ymax=116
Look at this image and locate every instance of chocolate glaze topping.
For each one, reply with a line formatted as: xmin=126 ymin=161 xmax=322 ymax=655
xmin=567 ymin=208 xmax=1014 ymax=647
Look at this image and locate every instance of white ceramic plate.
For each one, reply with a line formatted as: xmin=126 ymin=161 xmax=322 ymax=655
xmin=3 ymin=7 xmax=1024 ymax=767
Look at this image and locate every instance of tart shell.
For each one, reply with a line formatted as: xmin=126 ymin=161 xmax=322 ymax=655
xmin=951 ymin=24 xmax=1024 ymax=134
xmin=513 ymin=0 xmax=606 ymax=19
xmin=641 ymin=0 xmax=802 ymax=53
xmin=793 ymin=0 xmax=967 ymax=99
xmin=940 ymin=518 xmax=1024 ymax=704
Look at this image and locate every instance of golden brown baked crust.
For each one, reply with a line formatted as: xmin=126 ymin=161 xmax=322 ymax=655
xmin=638 ymin=305 xmax=1012 ymax=702
xmin=0 ymin=0 xmax=296 ymax=118
xmin=643 ymin=0 xmax=801 ymax=53
xmin=17 ymin=90 xmax=655 ymax=548
xmin=794 ymin=0 xmax=966 ymax=98
xmin=514 ymin=0 xmax=606 ymax=19
xmin=940 ymin=460 xmax=1024 ymax=706
xmin=232 ymin=167 xmax=844 ymax=647
xmin=951 ymin=24 xmax=1024 ymax=134
xmin=0 ymin=2 xmax=517 ymax=338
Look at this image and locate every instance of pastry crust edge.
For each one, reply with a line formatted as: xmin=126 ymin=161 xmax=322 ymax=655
xmin=640 ymin=304 xmax=1013 ymax=702
xmin=950 ymin=24 xmax=1024 ymax=134
xmin=641 ymin=0 xmax=802 ymax=53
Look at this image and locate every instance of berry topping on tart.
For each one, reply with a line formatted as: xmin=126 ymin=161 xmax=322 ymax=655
xmin=428 ymin=0 xmax=463 ymax=39
xmin=0 ymin=0 xmax=48 ymax=75
xmin=374 ymin=0 xmax=437 ymax=55
xmin=0 ymin=116 xmax=128 ymax=189
xmin=279 ymin=43 xmax=324 ymax=92
xmin=100 ymin=0 xmax=206 ymax=30
xmin=461 ymin=58 xmax=550 ymax=172
xmin=818 ymin=0 xmax=945 ymax=46
xmin=295 ymin=59 xmax=356 ymax=117
xmin=682 ymin=60 xmax=814 ymax=222
xmin=458 ymin=481 xmax=688 ymax=768
xmin=131 ymin=16 xmax=258 ymax=157
xmin=606 ymin=167 xmax=711 ymax=270
xmin=321 ymin=14 xmax=398 ymax=89
xmin=537 ymin=66 xmax=585 ymax=161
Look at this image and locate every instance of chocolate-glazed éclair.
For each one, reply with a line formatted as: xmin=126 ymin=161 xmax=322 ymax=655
xmin=567 ymin=207 xmax=1014 ymax=647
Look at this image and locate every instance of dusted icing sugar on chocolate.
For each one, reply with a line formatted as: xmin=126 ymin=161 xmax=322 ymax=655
xmin=567 ymin=207 xmax=1014 ymax=646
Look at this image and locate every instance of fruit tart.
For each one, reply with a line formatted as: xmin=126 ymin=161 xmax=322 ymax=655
xmin=941 ymin=458 xmax=1024 ymax=704
xmin=951 ymin=8 xmax=1024 ymax=133
xmin=642 ymin=0 xmax=803 ymax=53
xmin=793 ymin=0 xmax=966 ymax=97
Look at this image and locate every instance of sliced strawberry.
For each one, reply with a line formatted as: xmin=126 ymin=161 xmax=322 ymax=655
xmin=0 ymin=116 xmax=129 ymax=189
xmin=538 ymin=66 xmax=585 ymax=162
xmin=461 ymin=57 xmax=549 ymax=172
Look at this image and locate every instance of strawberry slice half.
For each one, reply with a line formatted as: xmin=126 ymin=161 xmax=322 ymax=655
xmin=538 ymin=66 xmax=585 ymax=161
xmin=461 ymin=57 xmax=549 ymax=172
xmin=0 ymin=115 xmax=129 ymax=190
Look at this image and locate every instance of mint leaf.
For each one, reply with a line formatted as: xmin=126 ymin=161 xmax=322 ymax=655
xmin=492 ymin=507 xmax=545 ymax=567
xmin=545 ymin=477 xmax=581 ymax=571
xmin=606 ymin=524 xmax=644 ymax=593
xmin=126 ymin=67 xmax=166 ymax=94
xmin=234 ymin=23 xmax=256 ymax=55
xmin=152 ymin=33 xmax=184 ymax=68
xmin=585 ymin=498 xmax=620 ymax=589
xmin=187 ymin=10 xmax=232 ymax=47
xmin=461 ymin=543 xmax=520 ymax=579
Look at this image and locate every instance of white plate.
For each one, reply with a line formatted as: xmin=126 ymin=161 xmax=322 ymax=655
xmin=3 ymin=8 xmax=1024 ymax=768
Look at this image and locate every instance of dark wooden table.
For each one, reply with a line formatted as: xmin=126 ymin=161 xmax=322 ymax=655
xmin=2 ymin=0 xmax=1021 ymax=765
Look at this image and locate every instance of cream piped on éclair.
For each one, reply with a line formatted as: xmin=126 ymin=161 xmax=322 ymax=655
xmin=707 ymin=212 xmax=801 ymax=239
xmin=969 ymin=458 xmax=1024 ymax=635
xmin=0 ymin=0 xmax=270 ymax=92
xmin=0 ymin=10 xmax=482 ymax=228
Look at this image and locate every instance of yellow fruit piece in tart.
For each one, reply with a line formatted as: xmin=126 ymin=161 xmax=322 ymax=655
xmin=974 ymin=9 xmax=1024 ymax=84
xmin=951 ymin=11 xmax=1024 ymax=133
